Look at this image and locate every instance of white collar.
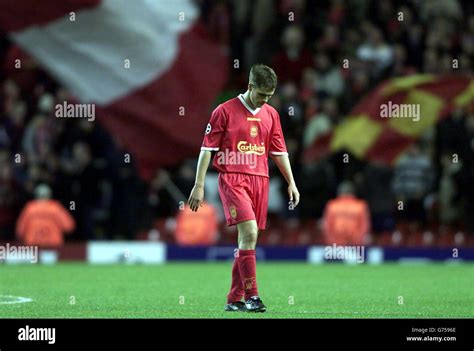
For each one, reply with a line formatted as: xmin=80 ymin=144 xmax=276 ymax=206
xmin=238 ymin=94 xmax=261 ymax=116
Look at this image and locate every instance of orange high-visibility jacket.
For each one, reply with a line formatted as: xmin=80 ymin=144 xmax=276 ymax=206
xmin=16 ymin=199 xmax=75 ymax=248
xmin=323 ymin=195 xmax=370 ymax=245
xmin=175 ymin=202 xmax=218 ymax=245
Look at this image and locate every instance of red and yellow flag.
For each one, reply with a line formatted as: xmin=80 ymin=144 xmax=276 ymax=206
xmin=303 ymin=74 xmax=474 ymax=165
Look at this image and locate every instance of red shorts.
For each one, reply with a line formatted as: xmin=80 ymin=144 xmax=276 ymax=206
xmin=218 ymin=172 xmax=269 ymax=230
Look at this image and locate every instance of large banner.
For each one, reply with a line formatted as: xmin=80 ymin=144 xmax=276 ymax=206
xmin=304 ymin=75 xmax=474 ymax=164
xmin=1 ymin=0 xmax=228 ymax=179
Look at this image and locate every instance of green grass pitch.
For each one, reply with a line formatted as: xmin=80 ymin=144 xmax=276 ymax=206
xmin=1 ymin=262 xmax=472 ymax=318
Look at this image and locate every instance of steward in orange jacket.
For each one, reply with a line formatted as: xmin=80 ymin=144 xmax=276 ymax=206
xmin=323 ymin=182 xmax=370 ymax=245
xmin=16 ymin=184 xmax=75 ymax=248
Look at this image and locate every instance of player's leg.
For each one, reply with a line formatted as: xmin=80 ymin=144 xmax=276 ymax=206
xmin=237 ymin=219 xmax=266 ymax=312
xmin=219 ymin=174 xmax=250 ymax=311
xmin=219 ymin=173 xmax=264 ymax=312
xmin=239 ymin=175 xmax=269 ymax=312
xmin=225 ymin=231 xmax=246 ymax=311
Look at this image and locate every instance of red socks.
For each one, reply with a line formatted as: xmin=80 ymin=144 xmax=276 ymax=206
xmin=227 ymin=249 xmax=259 ymax=303
xmin=227 ymin=256 xmax=244 ymax=303
xmin=237 ymin=249 xmax=258 ymax=300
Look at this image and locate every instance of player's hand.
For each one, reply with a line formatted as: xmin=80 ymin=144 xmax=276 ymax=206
xmin=188 ymin=184 xmax=204 ymax=212
xmin=288 ymin=183 xmax=300 ymax=209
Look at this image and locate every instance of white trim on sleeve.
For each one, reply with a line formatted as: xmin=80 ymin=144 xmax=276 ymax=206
xmin=270 ymin=151 xmax=288 ymax=155
xmin=201 ymin=147 xmax=219 ymax=151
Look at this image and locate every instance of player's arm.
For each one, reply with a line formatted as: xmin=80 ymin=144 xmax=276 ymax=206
xmin=189 ymin=105 xmax=226 ymax=211
xmin=188 ymin=150 xmax=212 ymax=212
xmin=271 ymin=154 xmax=300 ymax=207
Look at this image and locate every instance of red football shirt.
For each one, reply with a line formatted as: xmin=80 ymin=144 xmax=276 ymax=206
xmin=201 ymin=94 xmax=287 ymax=177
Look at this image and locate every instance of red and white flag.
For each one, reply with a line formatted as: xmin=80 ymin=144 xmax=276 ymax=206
xmin=0 ymin=0 xmax=228 ymax=179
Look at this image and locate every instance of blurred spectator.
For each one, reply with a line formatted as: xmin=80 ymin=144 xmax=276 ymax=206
xmin=392 ymin=143 xmax=434 ymax=225
xmin=278 ymin=81 xmax=304 ymax=142
xmin=303 ymin=97 xmax=338 ymax=148
xmin=106 ymin=150 xmax=145 ymax=240
xmin=271 ymin=25 xmax=313 ymax=84
xmin=317 ymin=24 xmax=341 ymax=53
xmin=323 ymin=181 xmax=370 ymax=245
xmin=0 ymin=150 xmax=23 ymax=240
xmin=418 ymin=0 xmax=462 ymax=22
xmin=356 ymin=25 xmax=394 ymax=78
xmin=57 ymin=142 xmax=101 ymax=240
xmin=16 ymin=184 xmax=75 ymax=248
xmin=22 ymin=114 xmax=53 ymax=164
xmin=358 ymin=162 xmax=395 ymax=234
xmin=1 ymin=100 xmax=26 ymax=152
xmin=437 ymin=152 xmax=462 ymax=225
xmin=313 ymin=52 xmax=344 ymax=97
xmin=299 ymin=159 xmax=336 ymax=220
xmin=340 ymin=70 xmax=371 ymax=114
xmin=389 ymin=44 xmax=416 ymax=77
xmin=149 ymin=169 xmax=183 ymax=219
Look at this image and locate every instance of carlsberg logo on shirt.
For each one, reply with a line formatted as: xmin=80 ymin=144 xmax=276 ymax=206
xmin=237 ymin=141 xmax=265 ymax=155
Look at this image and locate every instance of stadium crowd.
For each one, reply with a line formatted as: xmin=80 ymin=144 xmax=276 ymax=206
xmin=1 ymin=0 xmax=473 ymax=245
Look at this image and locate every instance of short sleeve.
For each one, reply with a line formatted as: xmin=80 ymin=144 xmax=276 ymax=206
xmin=201 ymin=105 xmax=226 ymax=151
xmin=269 ymin=112 xmax=288 ymax=155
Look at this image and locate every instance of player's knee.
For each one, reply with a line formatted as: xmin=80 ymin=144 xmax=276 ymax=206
xmin=240 ymin=229 xmax=258 ymax=247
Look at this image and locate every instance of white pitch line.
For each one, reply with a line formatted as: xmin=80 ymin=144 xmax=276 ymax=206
xmin=0 ymin=295 xmax=33 ymax=305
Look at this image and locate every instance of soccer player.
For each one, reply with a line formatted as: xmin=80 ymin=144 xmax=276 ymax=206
xmin=187 ymin=64 xmax=300 ymax=312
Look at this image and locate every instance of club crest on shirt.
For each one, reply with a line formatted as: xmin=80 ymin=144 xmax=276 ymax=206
xmin=230 ymin=206 xmax=237 ymax=219
xmin=250 ymin=125 xmax=258 ymax=137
